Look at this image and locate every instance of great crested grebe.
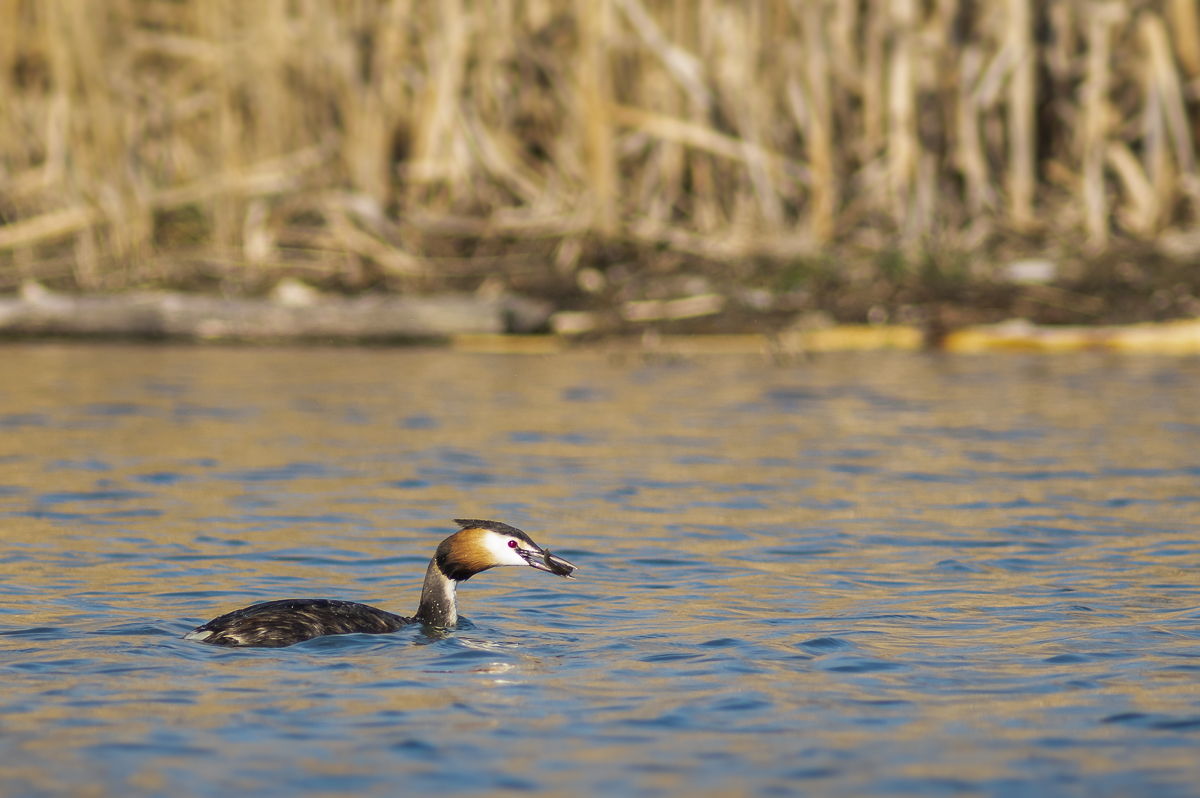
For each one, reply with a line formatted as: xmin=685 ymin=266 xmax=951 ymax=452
xmin=183 ymin=519 xmax=577 ymax=648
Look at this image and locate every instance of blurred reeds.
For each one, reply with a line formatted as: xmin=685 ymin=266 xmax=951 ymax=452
xmin=2 ymin=0 xmax=1200 ymax=293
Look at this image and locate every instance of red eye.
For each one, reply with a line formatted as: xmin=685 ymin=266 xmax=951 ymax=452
xmin=508 ymin=540 xmax=519 ymax=549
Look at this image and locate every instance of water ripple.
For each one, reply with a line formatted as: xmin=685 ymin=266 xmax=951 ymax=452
xmin=0 ymin=348 xmax=1197 ymax=797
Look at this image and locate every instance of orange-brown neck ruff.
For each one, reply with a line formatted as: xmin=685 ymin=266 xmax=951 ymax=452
xmin=435 ymin=528 xmax=498 ymax=581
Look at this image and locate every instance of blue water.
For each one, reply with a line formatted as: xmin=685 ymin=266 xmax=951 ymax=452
xmin=1 ymin=345 xmax=1199 ymax=796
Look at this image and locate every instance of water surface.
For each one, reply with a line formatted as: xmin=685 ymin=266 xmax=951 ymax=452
xmin=1 ymin=344 xmax=1199 ymax=796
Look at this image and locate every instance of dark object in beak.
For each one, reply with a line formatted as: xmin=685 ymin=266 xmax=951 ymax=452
xmin=521 ymin=546 xmax=577 ymax=578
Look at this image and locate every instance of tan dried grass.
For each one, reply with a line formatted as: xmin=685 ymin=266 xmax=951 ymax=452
xmin=1 ymin=0 xmax=1199 ymax=290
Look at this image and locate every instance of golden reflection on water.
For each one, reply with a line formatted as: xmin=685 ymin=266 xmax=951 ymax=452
xmin=0 ymin=343 xmax=1199 ymax=794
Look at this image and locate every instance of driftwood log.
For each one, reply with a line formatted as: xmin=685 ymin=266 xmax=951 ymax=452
xmin=0 ymin=284 xmax=552 ymax=342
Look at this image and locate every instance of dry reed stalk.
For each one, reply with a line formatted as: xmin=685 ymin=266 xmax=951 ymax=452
xmin=1139 ymin=12 xmax=1180 ymax=233
xmin=4 ymin=0 xmax=1200 ymax=292
xmin=0 ymin=207 xmax=103 ymax=250
xmin=323 ymin=201 xmax=423 ymax=277
xmin=1106 ymin=140 xmax=1158 ymax=236
xmin=886 ymin=0 xmax=917 ymax=228
xmin=796 ymin=0 xmax=835 ymax=242
xmin=682 ymin=0 xmax=722 ymax=234
xmin=616 ymin=0 xmax=697 ymax=229
xmin=862 ymin=0 xmax=886 ymax=154
xmin=956 ymin=46 xmax=995 ymax=217
xmin=343 ymin=0 xmax=412 ymax=207
xmin=0 ymin=146 xmax=327 ymax=251
xmin=1044 ymin=2 xmax=1075 ymax=81
xmin=407 ymin=0 xmax=470 ymax=206
xmin=1142 ymin=55 xmax=1171 ymax=233
xmin=577 ymin=0 xmax=617 ymax=237
xmin=197 ymin=0 xmax=241 ymax=253
xmin=1139 ymin=13 xmax=1198 ymax=213
xmin=1006 ymin=0 xmax=1035 ymax=228
xmin=1167 ymin=0 xmax=1200 ymax=77
xmin=242 ymin=198 xmax=272 ymax=265
xmin=461 ymin=106 xmax=546 ymax=205
xmin=615 ymin=0 xmax=711 ymax=114
xmin=1081 ymin=3 xmax=1126 ymax=245
xmin=709 ymin=3 xmax=785 ymax=232
xmin=609 ymin=104 xmax=808 ymax=184
xmin=74 ymin=227 xmax=99 ymax=289
xmin=0 ymin=3 xmax=19 ymax=174
xmin=829 ymin=0 xmax=859 ymax=90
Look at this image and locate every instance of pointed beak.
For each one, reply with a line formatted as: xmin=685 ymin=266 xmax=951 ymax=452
xmin=519 ymin=545 xmax=577 ymax=578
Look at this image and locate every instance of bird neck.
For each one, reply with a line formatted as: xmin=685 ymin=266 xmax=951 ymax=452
xmin=415 ymin=557 xmax=458 ymax=627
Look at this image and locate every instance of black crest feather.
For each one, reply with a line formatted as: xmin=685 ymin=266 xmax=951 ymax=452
xmin=452 ymin=518 xmax=535 ymax=546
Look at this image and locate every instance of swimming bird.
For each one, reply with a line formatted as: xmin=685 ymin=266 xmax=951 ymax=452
xmin=183 ymin=519 xmax=577 ymax=647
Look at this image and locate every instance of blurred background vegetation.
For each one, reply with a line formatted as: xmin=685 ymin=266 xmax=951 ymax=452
xmin=3 ymin=0 xmax=1200 ymax=328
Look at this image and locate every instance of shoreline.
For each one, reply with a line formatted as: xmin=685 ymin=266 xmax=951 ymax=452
xmin=452 ymin=318 xmax=1200 ymax=356
xmin=3 ymin=281 xmax=1199 ymax=354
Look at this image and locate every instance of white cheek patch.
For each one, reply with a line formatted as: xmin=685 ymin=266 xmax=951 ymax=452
xmin=479 ymin=531 xmax=535 ymax=567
